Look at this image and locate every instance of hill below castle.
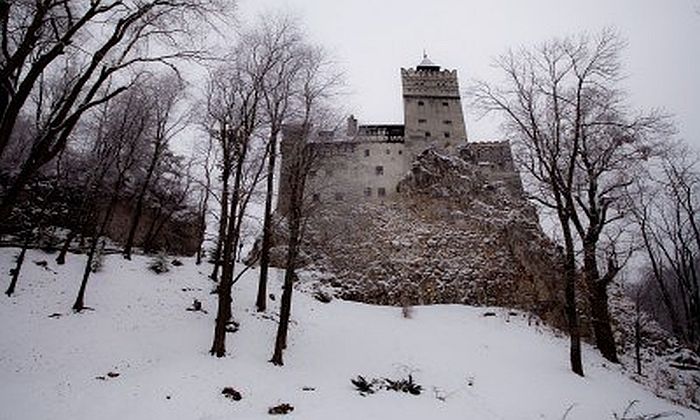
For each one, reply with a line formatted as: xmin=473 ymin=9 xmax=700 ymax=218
xmin=284 ymin=147 xmax=566 ymax=328
xmin=0 ymin=250 xmax=695 ymax=419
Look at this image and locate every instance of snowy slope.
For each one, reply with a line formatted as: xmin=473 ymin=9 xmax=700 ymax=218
xmin=0 ymin=248 xmax=696 ymax=420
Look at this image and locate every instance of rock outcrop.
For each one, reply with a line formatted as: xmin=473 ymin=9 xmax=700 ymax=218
xmin=264 ymin=148 xmax=568 ymax=328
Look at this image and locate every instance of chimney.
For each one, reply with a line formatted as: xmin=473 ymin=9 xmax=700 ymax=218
xmin=346 ymin=114 xmax=358 ymax=136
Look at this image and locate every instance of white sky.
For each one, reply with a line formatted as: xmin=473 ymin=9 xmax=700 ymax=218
xmin=234 ymin=0 xmax=700 ymax=146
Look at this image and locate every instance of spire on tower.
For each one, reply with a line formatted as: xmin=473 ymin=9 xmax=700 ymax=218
xmin=417 ymin=51 xmax=440 ymax=71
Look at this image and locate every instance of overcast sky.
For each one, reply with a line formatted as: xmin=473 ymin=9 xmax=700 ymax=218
xmin=234 ymin=0 xmax=700 ymax=145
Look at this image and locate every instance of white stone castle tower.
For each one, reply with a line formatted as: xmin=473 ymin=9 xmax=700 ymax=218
xmin=401 ymin=54 xmax=468 ymax=156
xmin=277 ymin=54 xmax=517 ymax=213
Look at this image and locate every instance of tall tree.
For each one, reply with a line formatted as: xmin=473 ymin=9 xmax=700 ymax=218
xmin=631 ymin=142 xmax=700 ymax=350
xmin=123 ymin=74 xmax=187 ymax=259
xmin=254 ymin=14 xmax=305 ymax=312
xmin=473 ymin=29 xmax=669 ymax=371
xmin=271 ymin=45 xmax=342 ymax=366
xmin=206 ymin=24 xmax=277 ymax=357
xmin=72 ymin=83 xmax=152 ymax=311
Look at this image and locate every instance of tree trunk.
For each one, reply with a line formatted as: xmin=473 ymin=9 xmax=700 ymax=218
xmin=210 ymin=207 xmax=235 ymax=357
xmin=210 ymin=165 xmax=230 ymax=282
xmin=210 ymin=143 xmax=247 ymax=357
xmin=122 ymin=191 xmax=145 ymax=259
xmin=271 ymin=153 xmax=304 ymax=366
xmin=583 ymin=244 xmax=619 ymax=363
xmin=560 ymin=213 xmax=584 ymax=376
xmin=256 ymin=131 xmax=278 ymax=312
xmin=73 ymin=174 xmax=123 ymax=312
xmin=73 ymin=233 xmax=99 ymax=311
xmin=123 ymin=149 xmax=159 ymax=260
xmin=195 ymin=202 xmax=208 ymax=265
xmin=56 ymin=230 xmax=77 ymax=265
xmin=196 ymin=240 xmax=204 ymax=265
xmin=635 ymin=304 xmax=643 ymax=376
xmin=271 ymin=216 xmax=300 ymax=366
xmin=5 ymin=242 xmax=28 ymax=297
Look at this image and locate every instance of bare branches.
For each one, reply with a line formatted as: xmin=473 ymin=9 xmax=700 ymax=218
xmin=630 ymin=141 xmax=700 ymax=348
xmin=0 ymin=0 xmax=232 ymax=226
xmin=472 ymin=28 xmax=672 ymax=366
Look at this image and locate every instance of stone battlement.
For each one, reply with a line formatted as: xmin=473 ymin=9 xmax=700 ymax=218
xmin=401 ymin=67 xmax=460 ymax=98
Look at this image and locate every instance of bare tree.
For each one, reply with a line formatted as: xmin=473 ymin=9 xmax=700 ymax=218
xmin=72 ymin=84 xmax=152 ymax=311
xmin=206 ymin=22 xmax=283 ymax=357
xmin=472 ymin=29 xmax=669 ymax=371
xmin=0 ymin=0 xmax=228 ymax=227
xmin=631 ymin=142 xmax=700 ymax=350
xmin=254 ymin=14 xmax=305 ymax=312
xmin=193 ymin=133 xmax=216 ymax=265
xmin=141 ymin=155 xmax=197 ymax=254
xmin=271 ymin=45 xmax=343 ymax=366
xmin=123 ymin=73 xmax=187 ymax=259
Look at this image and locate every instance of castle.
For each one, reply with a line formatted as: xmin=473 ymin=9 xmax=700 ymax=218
xmin=270 ymin=55 xmax=562 ymax=325
xmin=279 ymin=54 xmax=520 ymax=211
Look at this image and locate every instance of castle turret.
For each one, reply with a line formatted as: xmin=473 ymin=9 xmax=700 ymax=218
xmin=401 ymin=54 xmax=467 ymax=155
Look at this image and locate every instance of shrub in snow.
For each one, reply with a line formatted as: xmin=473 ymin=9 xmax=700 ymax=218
xmin=185 ymin=299 xmax=206 ymax=313
xmin=221 ymin=387 xmax=242 ymax=401
xmin=171 ymin=259 xmax=183 ymax=267
xmin=384 ymin=374 xmax=422 ymax=395
xmin=350 ymin=375 xmax=377 ymax=395
xmin=351 ymin=374 xmax=423 ymax=396
xmin=313 ymin=290 xmax=332 ymax=303
xmin=268 ymin=403 xmax=294 ymax=415
xmin=148 ymin=253 xmax=170 ymax=274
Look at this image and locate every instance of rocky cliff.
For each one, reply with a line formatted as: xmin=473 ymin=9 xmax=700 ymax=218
xmin=266 ymin=147 xmax=568 ymax=328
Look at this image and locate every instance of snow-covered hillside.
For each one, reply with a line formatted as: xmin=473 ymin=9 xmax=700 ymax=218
xmin=0 ymin=248 xmax=696 ymax=420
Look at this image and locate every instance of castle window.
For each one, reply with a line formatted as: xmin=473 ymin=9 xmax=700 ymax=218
xmin=385 ymin=149 xmax=390 ymax=155
xmin=443 ymin=120 xmax=452 ymax=125
xmin=444 ymin=132 xmax=451 ymax=138
xmin=442 ymin=101 xmax=449 ymax=107
xmin=334 ymin=192 xmax=344 ymax=201
xmin=378 ymin=187 xmax=386 ymax=197
xmin=418 ymin=119 xmax=426 ymax=124
xmin=425 ymin=131 xmax=431 ymax=138
xmin=364 ymin=149 xmax=370 ymax=157
xmin=364 ymin=187 xmax=372 ymax=197
xmin=398 ymin=150 xmax=403 ymax=155
xmin=312 ymin=193 xmax=320 ymax=202
xmin=375 ymin=165 xmax=384 ymax=176
xmin=418 ymin=101 xmax=424 ymax=106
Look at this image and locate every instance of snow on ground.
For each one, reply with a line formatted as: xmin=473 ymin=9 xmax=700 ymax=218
xmin=0 ymin=248 xmax=697 ymax=420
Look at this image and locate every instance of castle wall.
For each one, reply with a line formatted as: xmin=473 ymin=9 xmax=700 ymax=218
xmin=461 ymin=141 xmax=523 ymax=194
xmin=307 ymin=140 xmax=409 ymax=203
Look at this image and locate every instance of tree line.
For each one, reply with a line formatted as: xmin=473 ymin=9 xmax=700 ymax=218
xmin=1 ymin=2 xmax=340 ymax=367
xmin=474 ymin=28 xmax=700 ymax=375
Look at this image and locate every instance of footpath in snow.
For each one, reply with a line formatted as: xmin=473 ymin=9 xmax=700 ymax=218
xmin=0 ymin=249 xmax=697 ymax=420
